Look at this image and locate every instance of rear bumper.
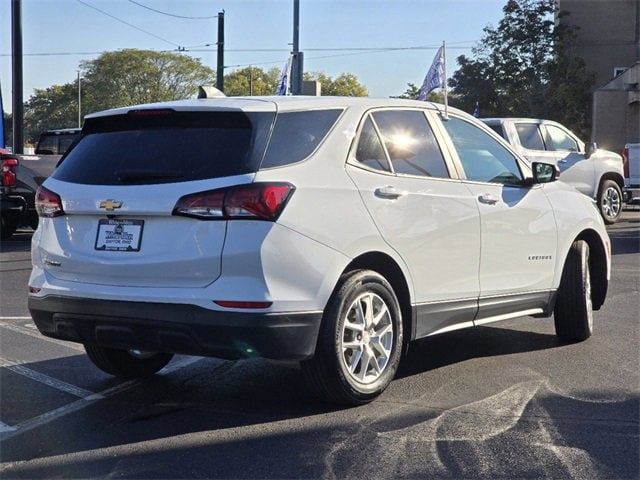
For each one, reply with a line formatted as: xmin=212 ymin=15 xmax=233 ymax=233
xmin=29 ymin=296 xmax=323 ymax=361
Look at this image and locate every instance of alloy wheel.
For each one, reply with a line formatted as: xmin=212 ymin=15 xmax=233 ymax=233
xmin=340 ymin=292 xmax=393 ymax=384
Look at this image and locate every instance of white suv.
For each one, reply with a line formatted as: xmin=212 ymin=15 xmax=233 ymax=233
xmin=29 ymin=97 xmax=610 ymax=404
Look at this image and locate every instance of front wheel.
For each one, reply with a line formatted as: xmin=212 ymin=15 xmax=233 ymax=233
xmin=598 ymin=180 xmax=622 ymax=225
xmin=84 ymin=345 xmax=173 ymax=378
xmin=554 ymin=240 xmax=593 ymax=342
xmin=302 ymin=270 xmax=403 ymax=405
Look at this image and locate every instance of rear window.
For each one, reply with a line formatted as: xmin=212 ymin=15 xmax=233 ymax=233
xmin=36 ymin=132 xmax=81 ymax=155
xmin=259 ymin=109 xmax=343 ymax=169
xmin=53 ymin=111 xmax=274 ymax=185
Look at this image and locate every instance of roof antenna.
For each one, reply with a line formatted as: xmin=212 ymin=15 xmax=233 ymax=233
xmin=198 ymin=85 xmax=226 ymax=99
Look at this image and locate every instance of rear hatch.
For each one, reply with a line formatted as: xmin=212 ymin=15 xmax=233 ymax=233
xmin=37 ymin=106 xmax=275 ymax=288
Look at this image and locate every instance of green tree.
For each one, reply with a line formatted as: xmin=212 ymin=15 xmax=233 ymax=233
xmin=392 ymin=82 xmax=444 ymax=103
xmin=22 ymin=49 xmax=215 ymax=142
xmin=24 ymin=83 xmax=78 ymax=143
xmin=81 ymin=49 xmax=215 ymax=112
xmin=449 ymin=0 xmax=593 ymax=135
xmin=304 ymin=72 xmax=368 ymax=97
xmin=223 ymin=67 xmax=281 ymax=96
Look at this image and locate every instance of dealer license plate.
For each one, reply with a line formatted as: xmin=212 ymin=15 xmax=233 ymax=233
xmin=95 ymin=219 xmax=144 ymax=252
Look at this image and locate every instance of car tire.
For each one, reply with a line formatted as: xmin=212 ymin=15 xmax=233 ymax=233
xmin=554 ymin=240 xmax=593 ymax=342
xmin=84 ymin=345 xmax=173 ymax=378
xmin=598 ymin=179 xmax=622 ymax=225
xmin=1 ymin=216 xmax=18 ymax=240
xmin=302 ymin=270 xmax=403 ymax=405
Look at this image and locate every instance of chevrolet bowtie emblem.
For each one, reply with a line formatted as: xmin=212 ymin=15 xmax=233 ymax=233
xmin=99 ymin=200 xmax=123 ymax=211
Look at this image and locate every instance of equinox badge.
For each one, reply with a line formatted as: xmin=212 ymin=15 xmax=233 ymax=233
xmin=99 ymin=200 xmax=123 ymax=211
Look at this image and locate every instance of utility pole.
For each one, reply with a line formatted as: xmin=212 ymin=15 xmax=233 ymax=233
xmin=11 ymin=0 xmax=23 ymax=153
xmin=77 ymin=71 xmax=82 ymax=128
xmin=290 ymin=0 xmax=303 ymax=95
xmin=216 ymin=10 xmax=224 ymax=92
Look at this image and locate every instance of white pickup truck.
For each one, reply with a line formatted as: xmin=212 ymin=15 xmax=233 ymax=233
xmin=481 ymin=118 xmax=625 ymax=224
xmin=622 ymin=143 xmax=640 ymax=205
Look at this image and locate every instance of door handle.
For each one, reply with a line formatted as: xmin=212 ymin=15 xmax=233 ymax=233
xmin=375 ymin=186 xmax=406 ymax=200
xmin=478 ymin=193 xmax=499 ymax=205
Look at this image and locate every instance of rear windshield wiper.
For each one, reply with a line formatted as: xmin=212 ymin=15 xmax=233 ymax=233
xmin=115 ymin=169 xmax=184 ymax=183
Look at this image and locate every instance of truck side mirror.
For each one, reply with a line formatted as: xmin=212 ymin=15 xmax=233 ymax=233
xmin=585 ymin=142 xmax=597 ymax=159
xmin=532 ymin=162 xmax=559 ymax=184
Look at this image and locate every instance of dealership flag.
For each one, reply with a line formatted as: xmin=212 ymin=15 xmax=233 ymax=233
xmin=473 ymin=101 xmax=480 ymax=118
xmin=417 ymin=45 xmax=445 ymax=100
xmin=417 ymin=42 xmax=448 ymax=118
xmin=276 ymin=55 xmax=293 ymax=96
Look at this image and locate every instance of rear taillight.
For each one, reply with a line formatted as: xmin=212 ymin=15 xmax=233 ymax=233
xmin=622 ymin=146 xmax=629 ymax=178
xmin=35 ymin=186 xmax=64 ymax=217
xmin=173 ymin=182 xmax=295 ymax=221
xmin=1 ymin=156 xmax=19 ymax=188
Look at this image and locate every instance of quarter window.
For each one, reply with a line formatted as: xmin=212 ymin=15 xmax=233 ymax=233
xmin=371 ymin=110 xmax=449 ymax=178
xmin=545 ymin=125 xmax=578 ymax=152
xmin=354 ymin=116 xmax=391 ymax=172
xmin=515 ymin=123 xmax=545 ymax=151
xmin=442 ymin=116 xmax=523 ymax=185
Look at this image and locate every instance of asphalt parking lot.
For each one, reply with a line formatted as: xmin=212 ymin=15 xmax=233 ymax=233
xmin=0 ymin=210 xmax=638 ymax=479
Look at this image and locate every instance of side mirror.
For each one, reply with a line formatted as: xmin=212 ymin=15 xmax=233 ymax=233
xmin=585 ymin=142 xmax=597 ymax=159
xmin=532 ymin=162 xmax=559 ymax=184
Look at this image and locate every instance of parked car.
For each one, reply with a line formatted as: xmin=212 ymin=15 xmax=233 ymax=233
xmin=0 ymin=129 xmax=78 ymax=240
xmin=29 ymin=98 xmax=610 ymax=404
xmin=481 ymin=118 xmax=625 ymax=224
xmin=35 ymin=128 xmax=81 ymax=158
xmin=622 ymin=143 xmax=640 ymax=205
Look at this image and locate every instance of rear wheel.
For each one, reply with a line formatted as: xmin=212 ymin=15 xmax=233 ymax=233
xmin=84 ymin=345 xmax=173 ymax=378
xmin=302 ymin=270 xmax=403 ymax=405
xmin=554 ymin=240 xmax=593 ymax=342
xmin=598 ymin=180 xmax=622 ymax=225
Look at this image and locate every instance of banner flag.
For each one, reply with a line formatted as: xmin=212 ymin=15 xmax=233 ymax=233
xmin=417 ymin=46 xmax=445 ymax=101
xmin=276 ymin=55 xmax=293 ymax=96
xmin=473 ymin=101 xmax=480 ymax=118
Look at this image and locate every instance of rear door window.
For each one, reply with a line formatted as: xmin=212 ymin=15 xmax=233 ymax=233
xmin=353 ymin=116 xmax=391 ymax=172
xmin=260 ymin=109 xmax=343 ymax=169
xmin=515 ymin=123 xmax=545 ymax=150
xmin=371 ymin=110 xmax=449 ymax=178
xmin=53 ymin=111 xmax=274 ymax=185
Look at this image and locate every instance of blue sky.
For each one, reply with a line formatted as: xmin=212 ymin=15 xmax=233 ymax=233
xmin=1 ymin=0 xmax=507 ymax=113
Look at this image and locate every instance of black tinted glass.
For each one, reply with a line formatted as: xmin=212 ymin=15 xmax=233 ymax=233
xmin=372 ymin=110 xmax=449 ymax=178
xmin=260 ymin=109 xmax=342 ymax=169
xmin=487 ymin=124 xmax=506 ymax=139
xmin=54 ymin=111 xmax=274 ymax=185
xmin=443 ymin=116 xmax=522 ymax=185
xmin=355 ymin=116 xmax=390 ymax=172
xmin=515 ymin=123 xmax=545 ymax=150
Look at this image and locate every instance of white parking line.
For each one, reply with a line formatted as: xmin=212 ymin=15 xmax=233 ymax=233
xmin=0 ymin=357 xmax=99 ymax=399
xmin=0 ymin=356 xmax=202 ymax=442
xmin=0 ymin=321 xmax=85 ymax=352
xmin=0 ymin=316 xmax=32 ymax=320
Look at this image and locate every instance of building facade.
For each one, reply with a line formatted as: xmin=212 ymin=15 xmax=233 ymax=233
xmin=558 ymin=0 xmax=640 ymax=151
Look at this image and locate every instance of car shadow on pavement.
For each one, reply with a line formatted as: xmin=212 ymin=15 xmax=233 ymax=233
xmin=609 ymin=229 xmax=640 ymax=255
xmin=398 ymin=325 xmax=561 ymax=379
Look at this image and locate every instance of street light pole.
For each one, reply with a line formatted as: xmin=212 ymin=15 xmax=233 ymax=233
xmin=77 ymin=71 xmax=81 ymax=128
xmin=11 ymin=0 xmax=23 ymax=153
xmin=290 ymin=0 xmax=303 ymax=95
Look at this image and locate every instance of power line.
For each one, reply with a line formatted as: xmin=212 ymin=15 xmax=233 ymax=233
xmin=127 ymin=0 xmax=218 ymax=19
xmin=75 ymin=0 xmax=180 ymax=47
